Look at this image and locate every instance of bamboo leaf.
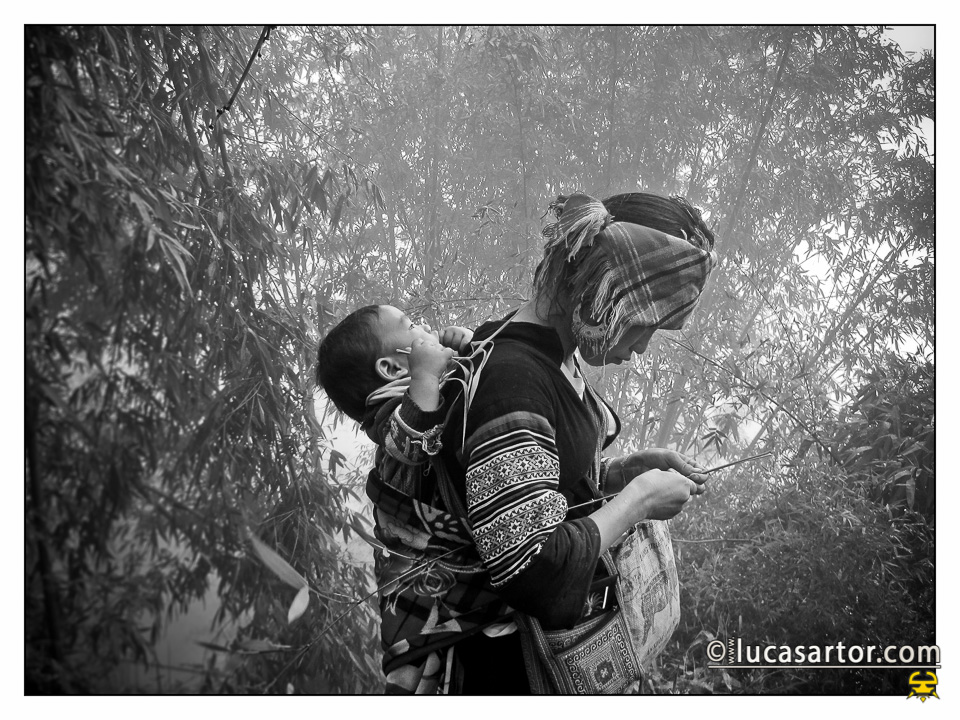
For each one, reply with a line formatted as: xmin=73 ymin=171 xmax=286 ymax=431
xmin=249 ymin=533 xmax=308 ymax=589
xmin=287 ymin=585 xmax=310 ymax=624
xmin=235 ymin=639 xmax=292 ymax=654
xmin=348 ymin=515 xmax=379 ymax=548
xmin=328 ymin=449 xmax=346 ymax=476
xmin=330 ymin=195 xmax=346 ymax=230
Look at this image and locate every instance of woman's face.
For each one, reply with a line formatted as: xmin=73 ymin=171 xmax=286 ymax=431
xmin=580 ymin=324 xmax=656 ymax=367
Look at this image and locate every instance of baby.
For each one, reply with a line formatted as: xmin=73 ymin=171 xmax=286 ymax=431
xmin=315 ymin=306 xmax=509 ymax=693
xmin=315 ymin=304 xmax=472 ymax=483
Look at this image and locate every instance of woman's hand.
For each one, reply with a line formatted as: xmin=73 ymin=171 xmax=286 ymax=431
xmin=605 ymin=448 xmax=707 ymax=494
xmin=623 ymin=469 xmax=703 ymax=520
xmin=590 ymin=468 xmax=702 ymax=549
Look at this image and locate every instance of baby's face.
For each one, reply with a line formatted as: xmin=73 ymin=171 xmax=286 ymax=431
xmin=376 ymin=305 xmax=435 ymax=360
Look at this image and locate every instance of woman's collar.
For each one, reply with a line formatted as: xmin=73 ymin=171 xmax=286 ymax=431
xmin=474 ymin=312 xmax=568 ymax=366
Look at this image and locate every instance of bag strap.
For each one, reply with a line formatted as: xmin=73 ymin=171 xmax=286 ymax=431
xmin=515 ymin=613 xmax=566 ymax=694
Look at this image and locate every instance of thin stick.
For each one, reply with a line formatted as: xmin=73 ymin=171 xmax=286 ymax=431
xmin=701 ymin=450 xmax=773 ymax=474
xmin=397 ymin=347 xmax=474 ymax=358
xmin=567 ymin=494 xmax=618 ymax=512
xmin=674 ymin=537 xmax=754 ymax=544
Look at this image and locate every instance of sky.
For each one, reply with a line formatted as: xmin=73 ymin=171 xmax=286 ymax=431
xmin=886 ymin=25 xmax=934 ymax=55
xmin=885 ymin=26 xmax=935 ymax=155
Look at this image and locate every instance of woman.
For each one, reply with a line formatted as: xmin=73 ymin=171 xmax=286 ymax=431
xmin=441 ymin=191 xmax=717 ymax=693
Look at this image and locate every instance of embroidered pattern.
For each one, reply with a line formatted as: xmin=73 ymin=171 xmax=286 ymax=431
xmin=466 ymin=413 xmax=569 ymax=587
xmin=364 ymin=392 xmax=513 ymax=689
xmin=556 ymin=613 xmax=638 ymax=694
xmin=538 ymin=610 xmax=641 ymax=694
xmin=468 ymin=440 xmax=559 ymax=506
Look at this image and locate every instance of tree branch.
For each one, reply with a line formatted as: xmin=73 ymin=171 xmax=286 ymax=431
xmin=806 ymin=232 xmax=913 ymax=369
xmin=192 ymin=27 xmax=239 ymax=187
xmin=671 ymin=338 xmax=842 ymax=465
xmin=725 ymin=29 xmax=793 ymax=243
xmin=743 ymin=231 xmax=914 ymax=455
xmin=209 ymin=26 xmax=275 ymax=129
xmin=603 ymin=26 xmax=620 ymax=193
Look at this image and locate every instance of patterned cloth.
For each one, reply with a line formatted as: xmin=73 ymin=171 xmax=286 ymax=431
xmin=610 ymin=520 xmax=681 ymax=667
xmin=362 ymin=391 xmax=513 ymax=693
xmin=542 ymin=193 xmax=717 ymax=358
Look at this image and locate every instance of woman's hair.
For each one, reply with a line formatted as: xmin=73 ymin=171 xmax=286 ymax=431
xmin=533 ymin=191 xmax=714 ymax=311
xmin=315 ymin=305 xmax=385 ymax=422
xmin=602 ymin=192 xmax=714 ymax=252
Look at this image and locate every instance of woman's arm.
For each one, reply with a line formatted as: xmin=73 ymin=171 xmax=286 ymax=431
xmin=464 ymin=401 xmax=599 ymax=627
xmin=460 ymin=353 xmax=704 ymax=627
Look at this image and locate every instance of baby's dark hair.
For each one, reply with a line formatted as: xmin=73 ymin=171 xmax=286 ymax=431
xmin=315 ymin=305 xmax=385 ymax=422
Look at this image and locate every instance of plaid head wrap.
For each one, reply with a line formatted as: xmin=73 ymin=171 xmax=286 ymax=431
xmin=542 ymin=193 xmax=717 ymax=359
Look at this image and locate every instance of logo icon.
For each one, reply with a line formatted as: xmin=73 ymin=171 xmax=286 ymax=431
xmin=907 ymin=671 xmax=939 ymax=702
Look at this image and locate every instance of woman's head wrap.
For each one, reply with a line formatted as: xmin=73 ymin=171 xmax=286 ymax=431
xmin=540 ymin=192 xmax=717 ymax=359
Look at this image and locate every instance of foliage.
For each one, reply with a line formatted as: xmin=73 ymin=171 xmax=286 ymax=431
xmin=26 ymin=25 xmax=383 ymax=693
xmin=833 ymin=356 xmax=934 ymax=519
xmin=25 ymin=25 xmax=932 ymax=694
xmin=667 ymin=453 xmax=934 ymax=693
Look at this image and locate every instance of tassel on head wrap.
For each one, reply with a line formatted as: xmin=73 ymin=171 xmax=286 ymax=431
xmin=534 ymin=194 xmax=614 ymax=302
xmin=542 ymin=193 xmax=614 ymax=261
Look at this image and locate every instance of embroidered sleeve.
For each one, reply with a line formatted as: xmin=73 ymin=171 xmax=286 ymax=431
xmin=465 ymin=410 xmax=568 ymax=587
xmin=377 ymin=393 xmax=447 ymax=466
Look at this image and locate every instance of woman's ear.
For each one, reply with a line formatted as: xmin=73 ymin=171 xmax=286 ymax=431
xmin=375 ymin=355 xmax=407 ymax=382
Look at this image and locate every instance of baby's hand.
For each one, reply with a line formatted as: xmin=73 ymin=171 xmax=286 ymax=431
xmin=440 ymin=326 xmax=474 ymax=353
xmin=408 ymin=334 xmax=456 ymax=380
